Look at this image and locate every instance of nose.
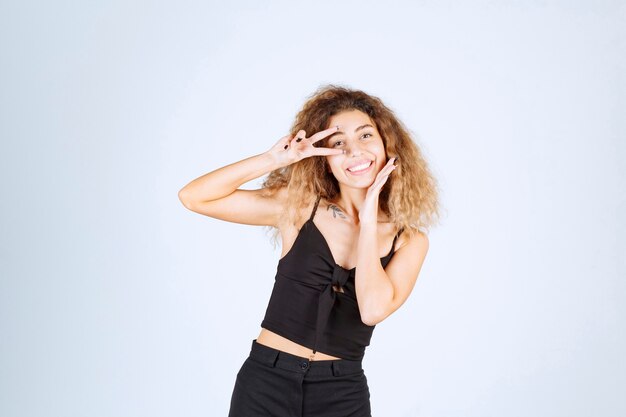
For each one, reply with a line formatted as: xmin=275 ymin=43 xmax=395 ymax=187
xmin=346 ymin=141 xmax=363 ymax=156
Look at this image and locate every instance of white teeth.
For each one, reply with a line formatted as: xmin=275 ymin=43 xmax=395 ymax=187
xmin=347 ymin=161 xmax=371 ymax=172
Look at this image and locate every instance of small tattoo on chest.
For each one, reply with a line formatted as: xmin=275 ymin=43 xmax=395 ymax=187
xmin=327 ymin=204 xmax=347 ymax=219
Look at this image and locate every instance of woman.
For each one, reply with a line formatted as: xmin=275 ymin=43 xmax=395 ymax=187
xmin=178 ymin=85 xmax=440 ymax=416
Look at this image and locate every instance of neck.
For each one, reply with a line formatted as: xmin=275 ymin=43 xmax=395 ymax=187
xmin=331 ymin=187 xmax=369 ymax=223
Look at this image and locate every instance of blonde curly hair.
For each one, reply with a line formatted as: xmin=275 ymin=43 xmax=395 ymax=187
xmin=261 ymin=84 xmax=441 ymax=244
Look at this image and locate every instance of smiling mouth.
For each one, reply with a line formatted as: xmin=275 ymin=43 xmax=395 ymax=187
xmin=346 ymin=160 xmax=373 ymax=173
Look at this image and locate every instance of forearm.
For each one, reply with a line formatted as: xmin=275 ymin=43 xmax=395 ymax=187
xmin=178 ymin=152 xmax=282 ymax=204
xmin=354 ymin=222 xmax=394 ymax=325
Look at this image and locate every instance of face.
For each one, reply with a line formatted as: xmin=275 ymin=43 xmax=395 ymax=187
xmin=324 ymin=109 xmax=387 ymax=189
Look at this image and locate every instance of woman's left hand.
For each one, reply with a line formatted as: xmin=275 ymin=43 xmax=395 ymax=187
xmin=358 ymin=157 xmax=398 ymax=225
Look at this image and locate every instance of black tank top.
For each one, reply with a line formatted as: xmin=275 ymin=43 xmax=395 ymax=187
xmin=260 ymin=195 xmax=402 ymax=360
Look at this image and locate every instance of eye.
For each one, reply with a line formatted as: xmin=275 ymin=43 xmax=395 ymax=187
xmin=361 ymin=133 xmax=372 ymax=139
xmin=332 ymin=140 xmax=344 ymax=147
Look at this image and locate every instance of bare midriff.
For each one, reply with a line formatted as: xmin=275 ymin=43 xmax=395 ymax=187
xmin=256 ymin=328 xmax=343 ymax=360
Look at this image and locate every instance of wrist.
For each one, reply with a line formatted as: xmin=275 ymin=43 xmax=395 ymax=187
xmin=358 ymin=221 xmax=378 ymax=231
xmin=262 ymin=150 xmax=287 ymax=170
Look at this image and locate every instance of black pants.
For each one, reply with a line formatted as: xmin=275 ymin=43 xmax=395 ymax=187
xmin=228 ymin=339 xmax=371 ymax=417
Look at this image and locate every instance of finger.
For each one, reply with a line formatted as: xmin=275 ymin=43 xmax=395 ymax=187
xmin=375 ymin=163 xmax=396 ymax=183
xmin=369 ymin=177 xmax=387 ymax=195
xmin=278 ymin=133 xmax=291 ymax=150
xmin=312 ymin=147 xmax=344 ymax=156
xmin=384 ymin=165 xmax=397 ymax=176
xmin=293 ymin=129 xmax=307 ymax=144
xmin=288 ymin=130 xmax=305 ymax=147
xmin=309 ymin=125 xmax=341 ymax=144
xmin=379 ymin=157 xmax=398 ymax=170
xmin=377 ymin=159 xmax=395 ymax=175
xmin=374 ymin=168 xmax=394 ymax=189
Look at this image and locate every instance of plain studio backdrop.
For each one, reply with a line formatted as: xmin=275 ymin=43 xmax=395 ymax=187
xmin=1 ymin=1 xmax=624 ymax=416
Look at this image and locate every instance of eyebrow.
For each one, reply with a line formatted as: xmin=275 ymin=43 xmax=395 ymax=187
xmin=327 ymin=124 xmax=374 ymax=141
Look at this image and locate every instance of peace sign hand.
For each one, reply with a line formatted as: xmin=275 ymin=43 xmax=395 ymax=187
xmin=267 ymin=126 xmax=344 ymax=167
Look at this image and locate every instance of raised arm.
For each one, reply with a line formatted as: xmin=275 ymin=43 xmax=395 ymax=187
xmin=177 ymin=126 xmax=343 ymax=227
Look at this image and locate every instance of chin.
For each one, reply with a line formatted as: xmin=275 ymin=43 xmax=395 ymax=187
xmin=341 ymin=178 xmax=376 ymax=190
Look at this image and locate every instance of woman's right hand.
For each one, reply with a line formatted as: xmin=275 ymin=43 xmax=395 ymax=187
xmin=266 ymin=126 xmax=344 ymax=167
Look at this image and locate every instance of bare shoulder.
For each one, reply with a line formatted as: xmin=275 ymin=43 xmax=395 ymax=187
xmin=395 ymin=228 xmax=429 ymax=253
xmin=275 ymin=193 xmax=320 ymax=256
xmin=275 ymin=192 xmax=318 ymax=233
xmin=386 ymin=228 xmax=430 ymax=280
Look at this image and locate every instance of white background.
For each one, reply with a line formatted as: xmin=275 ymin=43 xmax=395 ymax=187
xmin=1 ymin=1 xmax=625 ymax=416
